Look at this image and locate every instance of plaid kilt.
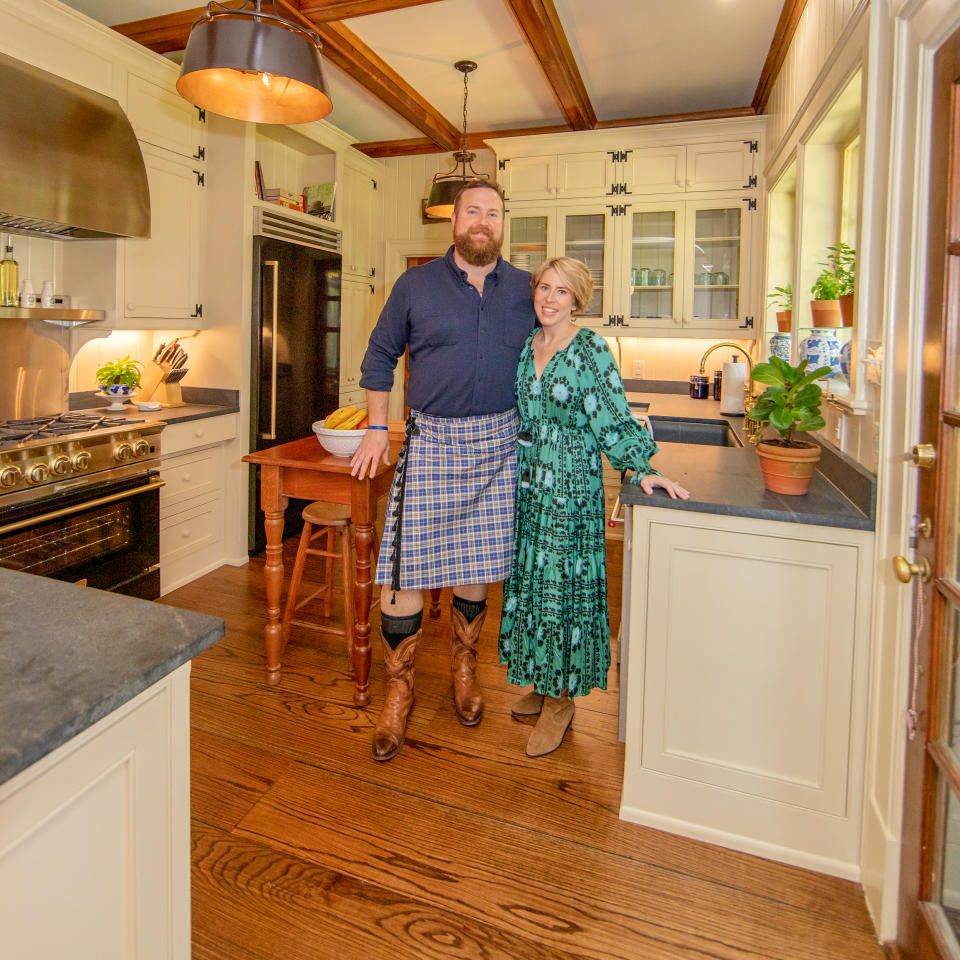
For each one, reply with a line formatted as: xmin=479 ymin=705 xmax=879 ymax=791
xmin=375 ymin=408 xmax=519 ymax=590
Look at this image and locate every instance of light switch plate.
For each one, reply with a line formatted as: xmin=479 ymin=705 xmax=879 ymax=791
xmin=633 ymin=360 xmax=646 ymax=378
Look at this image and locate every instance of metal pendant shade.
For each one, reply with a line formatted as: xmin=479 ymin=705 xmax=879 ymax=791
xmin=424 ymin=60 xmax=490 ymax=219
xmin=176 ymin=2 xmax=332 ymax=125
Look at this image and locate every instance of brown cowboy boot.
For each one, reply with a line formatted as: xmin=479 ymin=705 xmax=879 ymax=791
xmin=371 ymin=631 xmax=419 ymax=761
xmin=450 ymin=606 xmax=486 ymax=726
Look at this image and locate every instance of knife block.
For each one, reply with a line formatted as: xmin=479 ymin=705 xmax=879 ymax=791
xmin=139 ymin=360 xmax=186 ymax=407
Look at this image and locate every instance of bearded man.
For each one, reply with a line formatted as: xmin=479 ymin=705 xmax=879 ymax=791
xmin=351 ymin=179 xmax=536 ymax=761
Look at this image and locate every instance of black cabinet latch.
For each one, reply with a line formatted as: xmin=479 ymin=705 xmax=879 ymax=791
xmin=194 ymin=170 xmax=205 ymax=187
xmin=193 ymin=146 xmax=205 ymax=161
xmin=498 ymin=159 xmax=509 ymax=170
xmin=191 ymin=304 xmax=203 ymax=318
xmin=742 ymin=198 xmax=756 ymax=211
xmin=196 ymin=107 xmax=206 ymax=122
xmin=741 ymin=175 xmax=757 ymax=189
xmin=744 ymin=139 xmax=758 ymax=153
xmin=739 ymin=316 xmax=754 ymax=329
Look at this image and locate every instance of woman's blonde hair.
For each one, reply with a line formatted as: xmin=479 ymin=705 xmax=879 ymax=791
xmin=530 ymin=257 xmax=593 ymax=313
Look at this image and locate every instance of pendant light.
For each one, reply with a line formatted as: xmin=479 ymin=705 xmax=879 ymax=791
xmin=424 ymin=60 xmax=490 ymax=219
xmin=176 ymin=1 xmax=332 ymax=125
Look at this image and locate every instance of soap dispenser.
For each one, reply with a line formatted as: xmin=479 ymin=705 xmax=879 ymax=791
xmin=719 ymin=355 xmax=746 ymax=415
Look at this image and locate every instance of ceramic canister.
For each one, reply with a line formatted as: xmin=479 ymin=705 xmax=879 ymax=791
xmin=840 ymin=340 xmax=852 ymax=379
xmin=768 ymin=331 xmax=791 ymax=362
xmin=799 ymin=329 xmax=842 ymax=379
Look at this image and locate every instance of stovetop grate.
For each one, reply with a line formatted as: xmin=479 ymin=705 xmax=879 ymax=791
xmin=0 ymin=414 xmax=147 ymax=447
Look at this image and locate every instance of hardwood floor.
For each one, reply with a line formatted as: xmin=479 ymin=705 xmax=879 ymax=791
xmin=163 ymin=539 xmax=887 ymax=960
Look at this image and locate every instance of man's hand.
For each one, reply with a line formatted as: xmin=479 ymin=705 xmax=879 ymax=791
xmin=351 ymin=429 xmax=390 ymax=479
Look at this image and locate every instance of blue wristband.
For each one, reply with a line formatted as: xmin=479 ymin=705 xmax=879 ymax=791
xmin=367 ymin=425 xmax=388 ymax=431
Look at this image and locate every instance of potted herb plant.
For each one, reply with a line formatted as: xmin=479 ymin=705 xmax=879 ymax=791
xmin=767 ymin=283 xmax=792 ymax=332
xmin=95 ymin=355 xmax=142 ymax=397
xmin=809 ymin=269 xmax=843 ymax=327
xmin=747 ymin=355 xmax=832 ymax=495
xmin=825 ymin=241 xmax=856 ymax=326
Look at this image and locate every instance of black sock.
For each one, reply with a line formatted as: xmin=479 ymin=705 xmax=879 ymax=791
xmin=452 ymin=594 xmax=487 ymax=623
xmin=381 ymin=610 xmax=422 ymax=649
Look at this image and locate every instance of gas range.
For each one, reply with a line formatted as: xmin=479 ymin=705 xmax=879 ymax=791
xmin=0 ymin=413 xmax=165 ymax=508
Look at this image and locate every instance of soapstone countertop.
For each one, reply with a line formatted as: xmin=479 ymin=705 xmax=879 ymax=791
xmin=0 ymin=569 xmax=223 ymax=786
xmin=70 ymin=387 xmax=240 ymax=426
xmin=620 ymin=392 xmax=874 ymax=531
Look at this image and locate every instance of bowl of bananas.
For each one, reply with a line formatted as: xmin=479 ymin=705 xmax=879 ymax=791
xmin=313 ymin=405 xmax=368 ymax=457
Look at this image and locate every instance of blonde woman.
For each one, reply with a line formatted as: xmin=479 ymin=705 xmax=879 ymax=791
xmin=498 ymin=257 xmax=689 ymax=757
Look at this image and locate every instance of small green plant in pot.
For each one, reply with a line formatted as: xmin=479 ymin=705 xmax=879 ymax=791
xmin=825 ymin=241 xmax=856 ymax=325
xmin=96 ymin=355 xmax=142 ymax=395
xmin=748 ymin=355 xmax=831 ymax=495
xmin=809 ymin=269 xmax=843 ymax=327
xmin=767 ymin=282 xmax=792 ymax=332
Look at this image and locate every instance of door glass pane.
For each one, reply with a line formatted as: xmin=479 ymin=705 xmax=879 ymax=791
xmin=509 ymin=216 xmax=548 ymax=274
xmin=935 ymin=783 xmax=960 ymax=944
xmin=631 ymin=210 xmax=675 ymax=321
xmin=948 ymin=433 xmax=960 ymax=582
xmin=693 ymin=207 xmax=741 ymax=321
xmin=564 ymin=213 xmax=604 ymax=317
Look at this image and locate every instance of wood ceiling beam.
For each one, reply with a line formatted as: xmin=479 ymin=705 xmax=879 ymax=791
xmin=112 ymin=8 xmax=202 ymax=54
xmin=299 ymin=0 xmax=444 ymax=20
xmin=503 ymin=0 xmax=595 ymax=130
xmin=752 ymin=0 xmax=809 ymax=113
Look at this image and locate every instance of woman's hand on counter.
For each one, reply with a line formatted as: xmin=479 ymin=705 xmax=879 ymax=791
xmin=634 ymin=473 xmax=690 ymax=500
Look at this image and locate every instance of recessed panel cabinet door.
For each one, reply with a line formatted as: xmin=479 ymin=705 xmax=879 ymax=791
xmin=123 ymin=145 xmax=203 ymax=323
xmin=556 ymin=152 xmax=616 ymax=198
xmin=126 ymin=73 xmax=205 ymax=162
xmin=502 ymin=155 xmax=557 ymax=200
xmin=686 ymin=140 xmax=755 ymax=191
xmin=623 ymin=145 xmax=687 ymax=194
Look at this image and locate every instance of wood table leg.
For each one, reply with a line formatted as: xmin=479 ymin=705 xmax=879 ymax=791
xmin=352 ymin=521 xmax=374 ymax=706
xmin=429 ymin=588 xmax=441 ymax=617
xmin=260 ymin=467 xmax=287 ymax=685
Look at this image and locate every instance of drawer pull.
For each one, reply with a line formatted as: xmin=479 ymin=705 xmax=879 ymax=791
xmin=182 ymin=529 xmax=192 ymax=539
xmin=182 ymin=473 xmax=192 ymax=482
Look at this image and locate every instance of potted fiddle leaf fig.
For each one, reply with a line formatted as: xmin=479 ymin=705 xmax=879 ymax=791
xmin=825 ymin=241 xmax=856 ymax=326
xmin=747 ymin=355 xmax=832 ymax=495
xmin=95 ymin=355 xmax=142 ymax=396
xmin=809 ymin=269 xmax=843 ymax=327
xmin=767 ymin=282 xmax=792 ymax=332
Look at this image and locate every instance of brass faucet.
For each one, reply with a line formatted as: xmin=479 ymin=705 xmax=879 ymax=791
xmin=698 ymin=341 xmax=762 ymax=444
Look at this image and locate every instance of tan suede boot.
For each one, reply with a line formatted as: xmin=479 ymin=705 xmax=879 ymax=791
xmin=511 ymin=690 xmax=545 ymax=718
xmin=450 ymin=606 xmax=486 ymax=726
xmin=371 ymin=631 xmax=419 ymax=762
xmin=526 ymin=696 xmax=575 ymax=757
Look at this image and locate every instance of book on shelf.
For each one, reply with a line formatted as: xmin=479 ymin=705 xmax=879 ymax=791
xmin=254 ymin=160 xmax=264 ymax=200
xmin=263 ymin=188 xmax=306 ymax=212
xmin=304 ymin=181 xmax=336 ymax=220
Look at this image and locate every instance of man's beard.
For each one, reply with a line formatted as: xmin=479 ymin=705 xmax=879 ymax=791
xmin=453 ymin=224 xmax=502 ymax=266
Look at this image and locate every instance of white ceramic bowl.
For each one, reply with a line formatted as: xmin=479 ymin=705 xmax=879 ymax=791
xmin=100 ymin=383 xmax=137 ymax=397
xmin=312 ymin=422 xmax=365 ymax=457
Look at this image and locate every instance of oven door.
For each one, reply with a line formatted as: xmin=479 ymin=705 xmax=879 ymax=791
xmin=0 ymin=469 xmax=163 ymax=599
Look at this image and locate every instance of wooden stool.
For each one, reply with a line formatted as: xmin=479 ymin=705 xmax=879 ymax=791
xmin=281 ymin=502 xmax=378 ymax=663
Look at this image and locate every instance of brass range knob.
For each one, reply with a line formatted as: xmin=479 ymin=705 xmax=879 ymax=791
xmin=893 ymin=555 xmax=932 ymax=583
xmin=114 ymin=442 xmax=134 ymax=462
xmin=72 ymin=451 xmax=91 ymax=472
xmin=27 ymin=463 xmax=49 ymax=484
xmin=50 ymin=455 xmax=71 ymax=476
xmin=0 ymin=465 xmax=21 ymax=487
xmin=912 ymin=443 xmax=936 ymax=468
xmin=133 ymin=439 xmax=151 ymax=458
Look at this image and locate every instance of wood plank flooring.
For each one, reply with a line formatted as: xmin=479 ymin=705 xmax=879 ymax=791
xmin=163 ymin=539 xmax=888 ymax=960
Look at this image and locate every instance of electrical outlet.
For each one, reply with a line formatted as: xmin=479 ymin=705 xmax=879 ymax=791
xmin=633 ymin=360 xmax=646 ymax=378
xmin=833 ymin=416 xmax=844 ymax=446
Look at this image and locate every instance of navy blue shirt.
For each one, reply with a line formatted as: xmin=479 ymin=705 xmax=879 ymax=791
xmin=359 ymin=246 xmax=536 ymax=417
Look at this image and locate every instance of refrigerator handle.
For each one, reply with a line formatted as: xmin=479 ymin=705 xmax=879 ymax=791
xmin=261 ymin=259 xmax=279 ymax=440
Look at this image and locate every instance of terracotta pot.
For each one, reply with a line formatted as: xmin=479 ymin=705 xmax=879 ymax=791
xmin=838 ymin=293 xmax=854 ymax=327
xmin=810 ymin=299 xmax=842 ymax=327
xmin=756 ymin=440 xmax=822 ymax=495
xmin=776 ymin=310 xmax=792 ymax=333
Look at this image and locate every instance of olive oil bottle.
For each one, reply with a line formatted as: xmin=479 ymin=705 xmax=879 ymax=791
xmin=0 ymin=242 xmax=19 ymax=306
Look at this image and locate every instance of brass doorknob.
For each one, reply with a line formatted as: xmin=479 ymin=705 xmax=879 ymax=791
xmin=912 ymin=443 xmax=936 ymax=468
xmin=893 ymin=555 xmax=932 ymax=583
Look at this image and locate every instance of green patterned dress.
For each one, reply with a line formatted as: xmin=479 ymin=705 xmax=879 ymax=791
xmin=498 ymin=328 xmax=658 ymax=698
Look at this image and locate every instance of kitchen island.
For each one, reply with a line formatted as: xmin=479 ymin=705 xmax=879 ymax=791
xmin=0 ymin=569 xmax=223 ymax=959
xmin=617 ymin=393 xmax=875 ymax=881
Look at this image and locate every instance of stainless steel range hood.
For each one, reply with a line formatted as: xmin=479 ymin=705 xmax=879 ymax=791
xmin=0 ymin=52 xmax=150 ymax=240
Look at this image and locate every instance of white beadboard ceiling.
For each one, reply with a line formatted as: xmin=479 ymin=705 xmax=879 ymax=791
xmin=60 ymin=0 xmax=785 ymax=148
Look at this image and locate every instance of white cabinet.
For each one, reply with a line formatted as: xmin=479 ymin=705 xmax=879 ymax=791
xmin=501 ymin=151 xmax=615 ymax=201
xmin=0 ymin=666 xmax=191 ymax=960
xmin=341 ymin=161 xmax=378 ymax=279
xmin=620 ymin=506 xmax=873 ymax=876
xmin=126 ymin=72 xmax=206 ymax=163
xmin=622 ymin=139 xmax=756 ymax=194
xmin=123 ymin=143 xmax=205 ymax=324
xmin=340 ymin=276 xmax=376 ymax=399
xmin=159 ymin=415 xmax=237 ymax=594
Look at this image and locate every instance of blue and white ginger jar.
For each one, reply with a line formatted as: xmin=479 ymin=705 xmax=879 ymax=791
xmin=767 ymin=331 xmax=791 ymax=362
xmin=839 ymin=340 xmax=852 ymax=379
xmin=799 ymin=329 xmax=841 ymax=379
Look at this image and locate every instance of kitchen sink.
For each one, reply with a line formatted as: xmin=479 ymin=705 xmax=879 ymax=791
xmin=647 ymin=417 xmax=742 ymax=447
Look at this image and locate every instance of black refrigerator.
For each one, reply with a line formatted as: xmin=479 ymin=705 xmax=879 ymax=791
xmin=249 ymin=235 xmax=342 ymax=554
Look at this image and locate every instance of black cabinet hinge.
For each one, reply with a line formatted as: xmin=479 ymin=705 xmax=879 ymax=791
xmin=744 ymin=139 xmax=758 ymax=153
xmin=743 ymin=198 xmax=756 ymax=211
xmin=607 ymin=204 xmax=627 ymax=216
xmin=608 ymin=149 xmax=631 ymax=163
xmin=194 ymin=170 xmax=205 ymax=187
xmin=498 ymin=159 xmax=509 ymax=170
xmin=191 ymin=304 xmax=203 ymax=318
xmin=741 ymin=175 xmax=757 ymax=189
xmin=371 ymin=179 xmax=378 ymax=190
xmin=739 ymin=316 xmax=754 ymax=329
xmin=196 ymin=107 xmax=206 ymax=122
xmin=604 ymin=315 xmax=629 ymax=327
xmin=368 ymin=284 xmax=374 ymax=294
xmin=370 ymin=266 xmax=376 ymax=278
xmin=193 ymin=146 xmax=205 ymax=161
